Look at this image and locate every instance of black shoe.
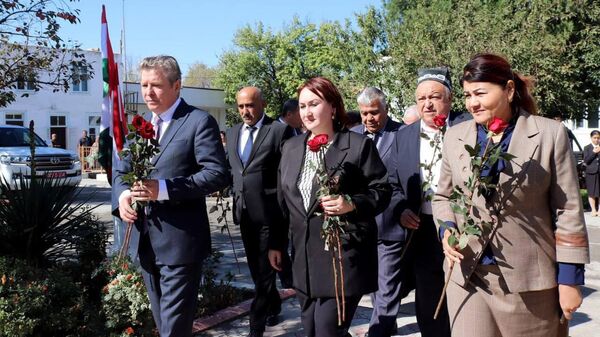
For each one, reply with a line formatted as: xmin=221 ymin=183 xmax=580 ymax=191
xmin=266 ymin=314 xmax=280 ymax=327
xmin=248 ymin=329 xmax=264 ymax=337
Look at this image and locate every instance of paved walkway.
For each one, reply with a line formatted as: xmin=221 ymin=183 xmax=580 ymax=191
xmin=83 ymin=177 xmax=599 ymax=337
xmin=199 ymin=205 xmax=600 ymax=337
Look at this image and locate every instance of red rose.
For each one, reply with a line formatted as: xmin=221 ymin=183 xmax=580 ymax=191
xmin=139 ymin=121 xmax=155 ymax=139
xmin=132 ymin=115 xmax=145 ymax=131
xmin=488 ymin=117 xmax=509 ymax=134
xmin=125 ymin=327 xmax=134 ymax=335
xmin=307 ymin=134 xmax=329 ymax=152
xmin=433 ymin=114 xmax=448 ymax=128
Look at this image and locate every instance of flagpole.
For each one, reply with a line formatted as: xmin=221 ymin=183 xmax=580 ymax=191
xmin=121 ymin=0 xmax=127 ymax=90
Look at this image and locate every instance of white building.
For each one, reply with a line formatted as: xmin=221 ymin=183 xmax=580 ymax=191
xmin=1 ymin=49 xmax=228 ymax=153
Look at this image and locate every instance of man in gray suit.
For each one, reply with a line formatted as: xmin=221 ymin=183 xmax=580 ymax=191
xmin=114 ymin=55 xmax=229 ymax=337
xmin=350 ymin=87 xmax=403 ymax=337
xmin=226 ymin=87 xmax=293 ymax=337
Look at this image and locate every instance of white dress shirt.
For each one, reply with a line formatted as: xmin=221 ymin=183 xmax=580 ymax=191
xmin=238 ymin=113 xmax=265 ymax=159
xmin=419 ymin=120 xmax=443 ymax=214
xmin=118 ymin=97 xmax=182 ymax=204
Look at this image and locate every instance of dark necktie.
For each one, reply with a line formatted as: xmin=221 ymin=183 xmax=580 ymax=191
xmin=241 ymin=126 xmax=256 ymax=166
xmin=366 ymin=131 xmax=380 ymax=149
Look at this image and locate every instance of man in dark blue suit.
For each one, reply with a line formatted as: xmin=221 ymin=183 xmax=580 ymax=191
xmin=114 ymin=55 xmax=229 ymax=337
xmin=226 ymin=87 xmax=293 ymax=337
xmin=388 ymin=68 xmax=453 ymax=337
xmin=350 ymin=87 xmax=403 ymax=337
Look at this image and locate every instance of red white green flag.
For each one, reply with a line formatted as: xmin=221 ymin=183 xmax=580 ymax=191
xmin=99 ymin=5 xmax=126 ymax=184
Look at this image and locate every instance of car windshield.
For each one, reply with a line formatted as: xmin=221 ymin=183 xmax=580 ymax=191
xmin=0 ymin=128 xmax=48 ymax=147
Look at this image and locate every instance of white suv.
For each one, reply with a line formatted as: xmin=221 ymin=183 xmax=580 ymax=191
xmin=0 ymin=125 xmax=82 ymax=190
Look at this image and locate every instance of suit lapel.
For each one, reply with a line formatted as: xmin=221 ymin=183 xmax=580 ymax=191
xmin=287 ymin=134 xmax=309 ymax=214
xmin=151 ymin=101 xmax=191 ymax=165
xmin=456 ymin=120 xmax=478 ymax=181
xmin=243 ymin=116 xmax=272 ymax=171
xmin=378 ymin=122 xmax=397 ymax=159
xmin=230 ymin=123 xmax=243 ymax=169
xmin=496 ymin=111 xmax=539 ymax=206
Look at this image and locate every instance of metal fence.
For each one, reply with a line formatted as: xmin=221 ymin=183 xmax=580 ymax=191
xmin=78 ymin=145 xmax=104 ymax=173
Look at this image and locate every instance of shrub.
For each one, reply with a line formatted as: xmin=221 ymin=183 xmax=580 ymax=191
xmin=0 ymin=175 xmax=102 ymax=267
xmin=100 ymin=257 xmax=156 ymax=337
xmin=0 ymin=257 xmax=87 ymax=337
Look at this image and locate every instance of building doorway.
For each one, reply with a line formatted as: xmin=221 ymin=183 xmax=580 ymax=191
xmin=50 ymin=115 xmax=66 ymax=149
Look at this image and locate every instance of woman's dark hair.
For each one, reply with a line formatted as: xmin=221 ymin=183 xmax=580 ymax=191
xmin=591 ymin=130 xmax=600 ymax=138
xmin=460 ymin=53 xmax=538 ymax=115
xmin=297 ymin=77 xmax=347 ymax=131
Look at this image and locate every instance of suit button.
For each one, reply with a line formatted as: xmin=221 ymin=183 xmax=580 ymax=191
xmin=469 ymin=265 xmax=474 ymax=270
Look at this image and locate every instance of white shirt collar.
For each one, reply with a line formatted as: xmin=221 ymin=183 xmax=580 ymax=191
xmin=153 ymin=97 xmax=181 ymax=123
xmin=420 ymin=119 xmax=440 ymax=134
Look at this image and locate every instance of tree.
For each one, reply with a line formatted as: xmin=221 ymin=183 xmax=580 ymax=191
xmin=214 ymin=19 xmax=358 ymax=118
xmin=215 ymin=1 xmax=600 ymax=121
xmin=0 ymin=0 xmax=91 ymax=108
xmin=382 ymin=0 xmax=600 ymax=118
xmin=183 ymin=62 xmax=217 ymax=88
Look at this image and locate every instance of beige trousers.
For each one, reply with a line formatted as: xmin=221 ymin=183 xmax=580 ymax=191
xmin=446 ymin=264 xmax=569 ymax=337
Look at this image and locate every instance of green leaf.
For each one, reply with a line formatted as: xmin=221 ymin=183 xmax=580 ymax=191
xmin=447 ymin=234 xmax=459 ymax=247
xmin=458 ymin=234 xmax=470 ymax=249
xmin=464 ymin=144 xmax=477 ymax=157
xmin=500 ymin=153 xmax=517 ymax=161
xmin=208 ymin=205 xmax=218 ymax=213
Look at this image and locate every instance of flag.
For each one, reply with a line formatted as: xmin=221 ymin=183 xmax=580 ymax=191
xmin=99 ymin=4 xmax=126 ymax=185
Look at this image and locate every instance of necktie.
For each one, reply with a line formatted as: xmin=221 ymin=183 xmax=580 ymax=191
xmin=241 ymin=126 xmax=256 ymax=166
xmin=153 ymin=115 xmax=163 ymax=142
xmin=367 ymin=131 xmax=380 ymax=149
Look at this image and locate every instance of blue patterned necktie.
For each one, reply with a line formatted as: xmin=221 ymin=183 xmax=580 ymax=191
xmin=241 ymin=126 xmax=256 ymax=166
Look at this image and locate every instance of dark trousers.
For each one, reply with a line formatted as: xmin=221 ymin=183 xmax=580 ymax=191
xmin=296 ymin=292 xmax=362 ymax=337
xmin=277 ymin=232 xmax=294 ymax=288
xmin=139 ymin=235 xmax=202 ymax=337
xmin=368 ymin=240 xmax=404 ymax=337
xmin=402 ymin=214 xmax=451 ymax=337
xmin=240 ymin=209 xmax=282 ymax=331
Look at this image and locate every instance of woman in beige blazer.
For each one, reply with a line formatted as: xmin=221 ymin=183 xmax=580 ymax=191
xmin=432 ymin=53 xmax=590 ymax=337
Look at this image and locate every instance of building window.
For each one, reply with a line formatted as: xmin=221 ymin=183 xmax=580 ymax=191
xmin=88 ymin=115 xmax=101 ymax=140
xmin=50 ymin=115 xmax=66 ymax=127
xmin=72 ymin=63 xmax=89 ymax=92
xmin=16 ymin=75 xmax=35 ymax=91
xmin=50 ymin=115 xmax=67 ymax=149
xmin=5 ymin=113 xmax=24 ymax=126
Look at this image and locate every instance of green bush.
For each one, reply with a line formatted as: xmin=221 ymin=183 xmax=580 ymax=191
xmin=0 ymin=257 xmax=88 ymax=337
xmin=0 ymin=175 xmax=102 ymax=267
xmin=100 ymin=257 xmax=156 ymax=337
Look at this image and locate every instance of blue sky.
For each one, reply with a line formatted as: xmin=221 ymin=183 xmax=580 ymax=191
xmin=60 ymin=0 xmax=382 ymax=74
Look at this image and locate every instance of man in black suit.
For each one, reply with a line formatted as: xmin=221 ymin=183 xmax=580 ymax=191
xmin=278 ymin=98 xmax=303 ymax=136
xmin=114 ymin=55 xmax=229 ymax=337
xmin=350 ymin=87 xmax=403 ymax=337
xmin=225 ymin=87 xmax=293 ymax=337
xmin=388 ymin=67 xmax=452 ymax=337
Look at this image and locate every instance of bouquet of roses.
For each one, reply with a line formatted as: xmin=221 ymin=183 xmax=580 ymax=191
xmin=117 ymin=114 xmax=160 ymax=261
xmin=433 ymin=116 xmax=515 ymax=319
xmin=308 ymin=133 xmax=351 ymax=325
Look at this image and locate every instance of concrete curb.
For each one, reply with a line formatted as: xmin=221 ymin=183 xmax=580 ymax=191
xmin=192 ymin=289 xmax=296 ymax=333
